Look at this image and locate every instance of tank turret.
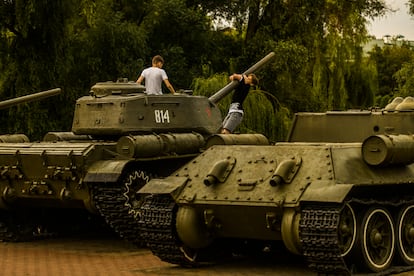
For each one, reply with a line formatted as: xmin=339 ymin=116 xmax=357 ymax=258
xmin=71 ymin=52 xmax=275 ymax=137
xmin=0 ymin=54 xmax=274 ymax=243
xmin=286 ymin=95 xmax=414 ymax=143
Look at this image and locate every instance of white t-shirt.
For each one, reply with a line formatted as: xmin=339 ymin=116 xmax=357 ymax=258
xmin=140 ymin=67 xmax=168 ymax=95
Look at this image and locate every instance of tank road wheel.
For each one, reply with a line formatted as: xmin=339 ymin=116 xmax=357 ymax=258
xmin=122 ymin=169 xmax=152 ymax=219
xmin=358 ymin=207 xmax=395 ymax=272
xmin=338 ymin=203 xmax=357 ymax=257
xmin=396 ymin=205 xmax=414 ymax=265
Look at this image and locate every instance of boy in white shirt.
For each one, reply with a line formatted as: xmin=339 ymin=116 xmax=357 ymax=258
xmin=136 ymin=55 xmax=175 ymax=95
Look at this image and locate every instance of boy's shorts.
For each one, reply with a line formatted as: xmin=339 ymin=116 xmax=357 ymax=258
xmin=222 ymin=112 xmax=243 ymax=133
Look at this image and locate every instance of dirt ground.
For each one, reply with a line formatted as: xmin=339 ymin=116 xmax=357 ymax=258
xmin=1 ymin=231 xmax=413 ymax=276
xmin=0 ymin=231 xmax=316 ymax=276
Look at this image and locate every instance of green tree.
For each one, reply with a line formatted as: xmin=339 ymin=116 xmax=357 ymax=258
xmin=193 ymin=0 xmax=387 ymax=112
xmin=0 ymin=0 xmax=394 ymax=141
xmin=0 ymin=0 xmax=223 ymax=139
xmin=0 ymin=0 xmax=73 ymax=139
xmin=368 ymin=44 xmax=414 ymax=106
xmin=192 ymin=73 xmax=290 ymax=141
xmin=394 ymin=58 xmax=414 ymax=98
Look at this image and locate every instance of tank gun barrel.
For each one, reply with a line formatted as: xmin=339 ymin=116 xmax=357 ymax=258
xmin=208 ymin=52 xmax=275 ymax=105
xmin=0 ymin=88 xmax=61 ymax=110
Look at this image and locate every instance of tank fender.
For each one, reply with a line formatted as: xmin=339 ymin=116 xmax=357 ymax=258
xmin=138 ymin=176 xmax=189 ymax=197
xmin=84 ymin=160 xmax=132 ymax=183
xmin=300 ymin=184 xmax=353 ymax=203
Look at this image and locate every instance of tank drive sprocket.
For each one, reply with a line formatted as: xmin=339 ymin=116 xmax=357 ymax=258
xmin=91 ymin=169 xmax=152 ymax=246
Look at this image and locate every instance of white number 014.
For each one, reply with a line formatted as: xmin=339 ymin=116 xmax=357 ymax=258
xmin=154 ymin=110 xmax=170 ymax=123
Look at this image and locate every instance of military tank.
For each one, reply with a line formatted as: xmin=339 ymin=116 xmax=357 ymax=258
xmin=137 ymin=96 xmax=414 ymax=274
xmin=0 ymin=53 xmax=275 ymax=243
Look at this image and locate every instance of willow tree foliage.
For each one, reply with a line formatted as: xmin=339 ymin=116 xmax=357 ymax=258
xmin=0 ymin=0 xmax=396 ymax=141
xmin=0 ymin=0 xmax=220 ymax=139
xmin=192 ymin=73 xmax=289 ymax=141
xmin=395 ymin=59 xmax=414 ymax=98
xmin=0 ymin=0 xmax=72 ymax=138
xmin=194 ymin=0 xmax=388 ymax=112
xmin=368 ymin=44 xmax=414 ymax=107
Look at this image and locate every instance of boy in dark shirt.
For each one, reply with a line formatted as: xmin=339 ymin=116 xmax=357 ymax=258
xmin=221 ymin=73 xmax=259 ymax=134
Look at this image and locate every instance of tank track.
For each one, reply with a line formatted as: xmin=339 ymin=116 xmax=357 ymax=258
xmin=91 ymin=183 xmax=143 ymax=246
xmin=137 ymin=194 xmax=197 ymax=266
xmin=138 ymin=194 xmax=233 ymax=266
xmin=300 ymin=201 xmax=414 ymax=275
xmin=0 ymin=217 xmax=30 ymax=242
xmin=0 ymin=211 xmax=51 ymax=242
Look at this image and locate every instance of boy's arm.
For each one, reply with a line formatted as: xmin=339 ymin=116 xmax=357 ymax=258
xmin=163 ymin=79 xmax=175 ymax=94
xmin=229 ymin=73 xmax=243 ymax=82
xmin=136 ymin=75 xmax=144 ymax=84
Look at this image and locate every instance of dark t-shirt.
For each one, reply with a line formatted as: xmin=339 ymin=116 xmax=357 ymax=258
xmin=231 ymin=76 xmax=250 ymax=110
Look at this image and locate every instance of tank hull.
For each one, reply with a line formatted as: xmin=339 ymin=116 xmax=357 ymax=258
xmin=138 ymin=141 xmax=414 ymax=274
